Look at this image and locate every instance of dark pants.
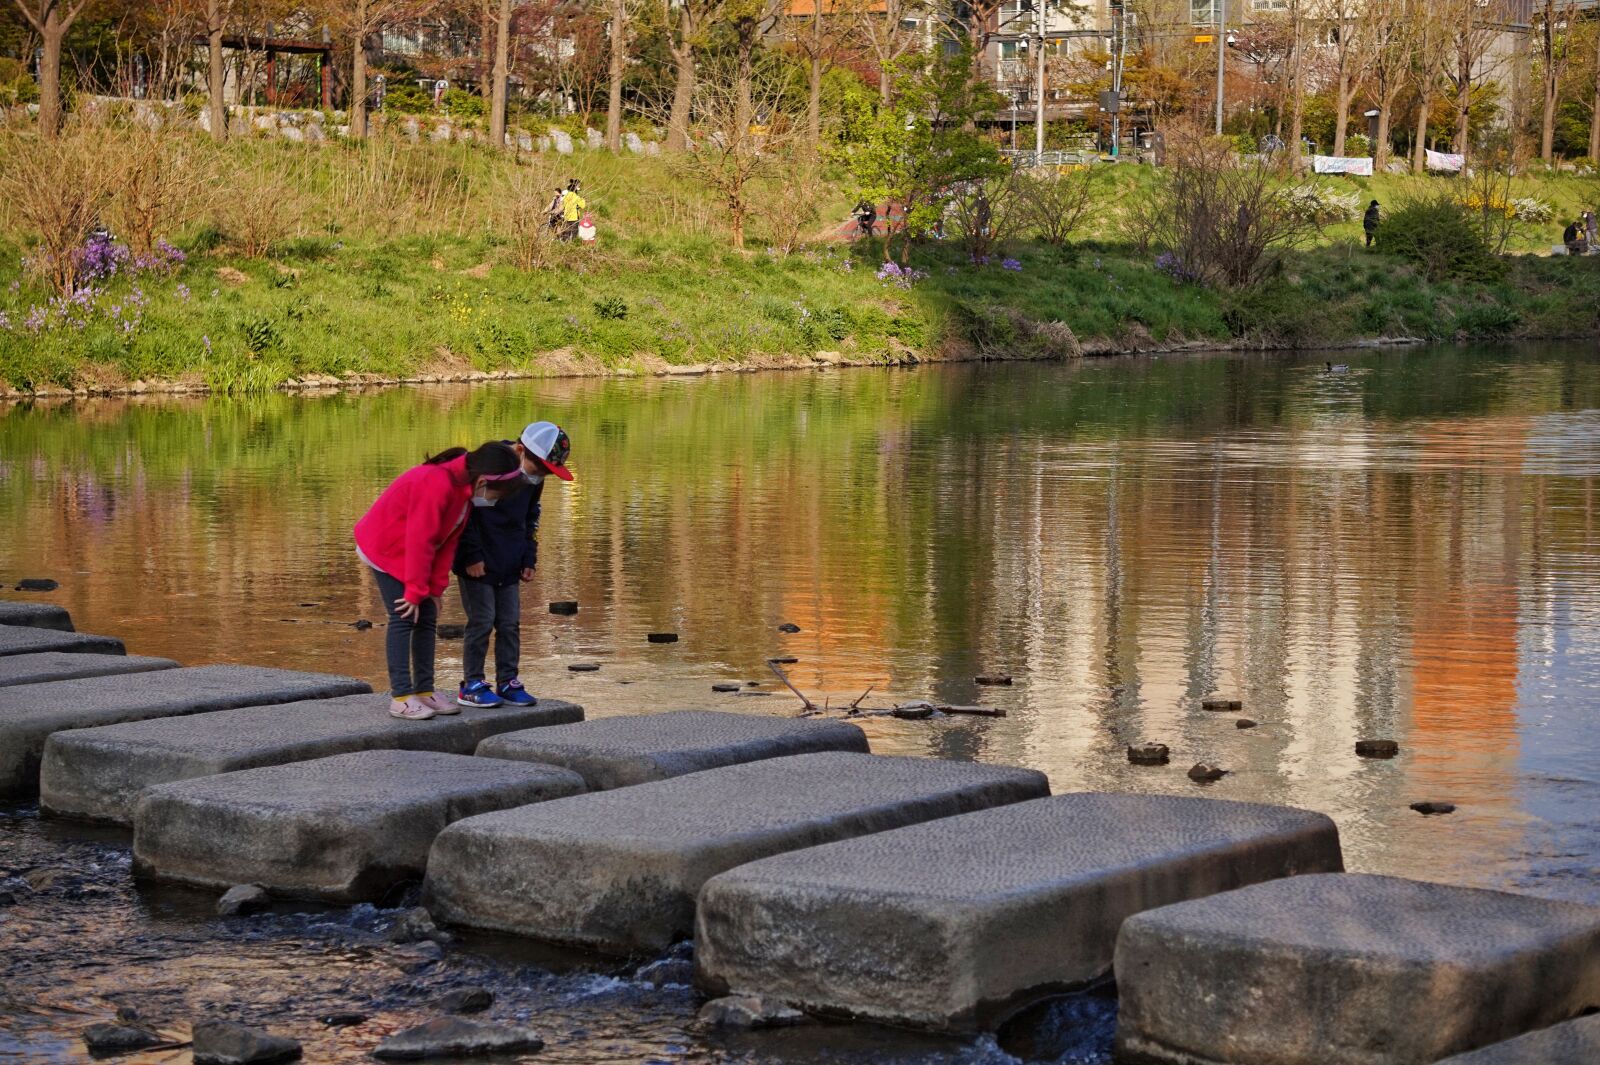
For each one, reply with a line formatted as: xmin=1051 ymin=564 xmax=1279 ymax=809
xmin=1364 ymin=228 xmax=1376 ymax=248
xmin=459 ymin=577 xmax=521 ymax=687
xmin=371 ymin=567 xmax=437 ymax=698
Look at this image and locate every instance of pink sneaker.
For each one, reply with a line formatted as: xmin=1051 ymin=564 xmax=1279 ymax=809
xmin=416 ymin=692 xmax=459 ymax=716
xmin=389 ymin=696 xmax=434 ymax=721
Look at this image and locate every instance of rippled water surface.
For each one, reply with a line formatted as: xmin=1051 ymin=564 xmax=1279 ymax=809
xmin=2 ymin=344 xmax=1599 ymax=1061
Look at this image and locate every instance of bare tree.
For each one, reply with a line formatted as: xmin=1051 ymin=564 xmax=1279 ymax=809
xmin=605 ymin=0 xmax=629 ymax=149
xmin=1591 ymin=24 xmax=1600 ymax=162
xmin=786 ymin=0 xmax=854 ymax=148
xmin=1365 ymin=0 xmax=1415 ymax=169
xmin=1440 ymin=0 xmax=1506 ymax=157
xmin=1317 ymin=0 xmax=1376 ymax=157
xmin=347 ymin=0 xmax=432 ymax=139
xmin=205 ymin=0 xmax=235 ymax=141
xmin=488 ymin=0 xmax=514 ymax=146
xmin=661 ymin=0 xmax=727 ymax=150
xmin=852 ymin=0 xmax=926 ymax=103
xmin=1410 ymin=2 xmax=1448 ymax=172
xmin=8 ymin=0 xmax=96 ymax=137
xmin=1017 ymin=165 xmax=1099 ymax=245
xmin=1535 ymin=0 xmax=1573 ymax=162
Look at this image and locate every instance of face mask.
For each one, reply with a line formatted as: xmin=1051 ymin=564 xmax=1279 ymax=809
xmin=471 ymin=489 xmax=498 ymax=508
xmin=524 ymin=471 xmax=545 ymax=485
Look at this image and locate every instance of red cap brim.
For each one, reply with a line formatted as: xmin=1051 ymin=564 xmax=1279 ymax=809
xmin=537 ymin=457 xmax=574 ymax=481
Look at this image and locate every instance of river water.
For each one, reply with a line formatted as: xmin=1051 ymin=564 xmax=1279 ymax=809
xmin=2 ymin=344 xmax=1599 ymax=1062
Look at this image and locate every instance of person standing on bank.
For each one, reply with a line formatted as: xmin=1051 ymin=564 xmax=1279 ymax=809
xmin=453 ymin=422 xmax=574 ymax=709
xmin=1363 ymin=200 xmax=1380 ymax=249
xmin=355 ymin=442 xmax=526 ymax=721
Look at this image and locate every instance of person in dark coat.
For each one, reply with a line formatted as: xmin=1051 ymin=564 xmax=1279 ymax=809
xmin=452 ymin=421 xmax=573 ymax=707
xmin=1363 ymin=200 xmax=1380 ymax=249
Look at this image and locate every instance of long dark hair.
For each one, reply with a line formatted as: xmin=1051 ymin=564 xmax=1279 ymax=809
xmin=424 ymin=442 xmax=520 ymax=479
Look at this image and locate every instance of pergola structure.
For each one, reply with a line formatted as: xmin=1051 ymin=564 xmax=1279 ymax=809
xmin=206 ymin=33 xmax=335 ymax=109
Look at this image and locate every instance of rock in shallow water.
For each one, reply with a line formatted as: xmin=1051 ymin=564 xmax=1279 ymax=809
xmin=387 ymin=906 xmax=448 ymax=944
xmin=83 ymin=1022 xmax=166 ymax=1053
xmin=1412 ymin=800 xmax=1456 ymax=815
xmin=1356 ymin=739 xmax=1400 ymax=758
xmin=217 ymin=884 xmax=271 ymax=917
xmin=697 ymin=994 xmax=810 ymax=1030
xmin=191 ymin=1020 xmax=302 ymax=1064
xmin=1187 ymin=762 xmax=1227 ymax=782
xmin=318 ymin=1012 xmax=367 ymax=1027
xmin=634 ymin=956 xmax=695 ymax=986
xmin=1128 ymin=743 xmax=1170 ymax=766
xmin=373 ymin=1018 xmax=544 ymax=1060
xmin=434 ymin=987 xmax=494 ymax=1014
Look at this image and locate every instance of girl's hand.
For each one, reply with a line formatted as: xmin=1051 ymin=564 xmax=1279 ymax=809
xmin=465 ymin=562 xmax=486 ymax=578
xmin=520 ymin=568 xmax=535 ymax=582
xmin=394 ymin=597 xmax=420 ymax=622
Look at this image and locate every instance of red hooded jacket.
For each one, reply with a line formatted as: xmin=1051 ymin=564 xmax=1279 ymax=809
xmin=354 ymin=455 xmax=473 ymax=604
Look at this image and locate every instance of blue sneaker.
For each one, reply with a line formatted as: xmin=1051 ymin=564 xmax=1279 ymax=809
xmin=457 ymin=680 xmax=503 ymax=708
xmin=496 ymin=679 xmax=538 ymax=706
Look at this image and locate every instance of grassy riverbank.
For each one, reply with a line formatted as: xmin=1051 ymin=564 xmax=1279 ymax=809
xmin=0 ymin=136 xmax=1597 ymax=394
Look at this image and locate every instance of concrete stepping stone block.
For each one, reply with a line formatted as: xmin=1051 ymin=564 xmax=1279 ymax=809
xmin=41 ymin=693 xmax=582 ymax=823
xmin=0 ymin=600 xmax=74 ymax=631
xmin=1114 ymin=873 xmax=1600 ymax=1065
xmin=475 ymin=710 xmax=868 ymax=790
xmin=0 ymin=665 xmax=371 ymax=800
xmin=1436 ymin=1014 xmax=1600 ymax=1064
xmin=695 ymin=793 xmax=1343 ymax=1032
xmin=133 ymin=750 xmax=586 ymax=902
xmin=0 ymin=625 xmax=125 ymax=657
xmin=425 ymin=751 xmax=1048 ymax=954
xmin=0 ymin=651 xmax=177 ymax=689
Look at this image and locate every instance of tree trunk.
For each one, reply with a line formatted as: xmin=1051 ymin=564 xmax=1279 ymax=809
xmin=351 ymin=25 xmax=369 ymax=138
xmin=734 ymin=20 xmax=754 ymax=142
xmin=1538 ymin=2 xmax=1557 ymax=162
xmin=1591 ymin=37 xmax=1600 ymax=162
xmin=605 ymin=0 xmax=625 ymax=150
xmin=37 ymin=6 xmax=65 ymax=139
xmin=206 ymin=0 xmax=227 ymax=140
xmin=1334 ymin=71 xmax=1351 ymax=157
xmin=665 ymin=20 xmax=693 ymax=151
xmin=489 ymin=0 xmax=511 ymax=147
xmin=1375 ymin=101 xmax=1392 ymax=170
xmin=1413 ymin=87 xmax=1430 ymax=172
xmin=807 ymin=5 xmax=822 ymax=149
xmin=1452 ymin=49 xmax=1471 ymax=154
xmin=1287 ymin=4 xmax=1305 ymax=170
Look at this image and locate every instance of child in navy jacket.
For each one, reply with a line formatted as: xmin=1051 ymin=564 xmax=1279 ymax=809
xmin=452 ymin=422 xmax=573 ymax=707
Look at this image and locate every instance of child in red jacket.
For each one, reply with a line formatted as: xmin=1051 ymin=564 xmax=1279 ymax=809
xmin=354 ymin=442 xmax=523 ymax=720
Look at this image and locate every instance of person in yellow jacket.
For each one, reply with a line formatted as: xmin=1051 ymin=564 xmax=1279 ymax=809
xmin=558 ymin=179 xmax=586 ymax=242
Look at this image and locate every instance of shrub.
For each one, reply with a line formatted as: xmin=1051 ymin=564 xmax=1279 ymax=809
xmin=1016 ymin=166 xmax=1100 ymax=246
xmin=593 ymin=295 xmax=627 ymax=320
xmin=384 ymin=81 xmax=433 ymax=115
xmin=1283 ymin=185 xmax=1361 ymax=224
xmin=1379 ymin=194 xmax=1498 ymax=281
xmin=0 ymin=126 xmax=119 ymax=294
xmin=1509 ymin=197 xmax=1553 ymax=224
xmin=441 ymin=88 xmax=486 ymax=120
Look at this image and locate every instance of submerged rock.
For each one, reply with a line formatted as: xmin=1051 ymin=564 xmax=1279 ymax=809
xmin=974 ymin=674 xmax=1013 ymax=686
xmin=1236 ymin=719 xmax=1259 ymax=730
xmin=318 ymin=1012 xmax=368 ymax=1027
xmin=83 ymin=1022 xmax=165 ymax=1053
xmin=433 ymin=987 xmax=493 ymax=1014
xmin=1187 ymin=762 xmax=1227 ymax=783
xmin=191 ymin=1020 xmax=302 ymax=1064
xmin=373 ymin=1017 xmax=544 ymax=1060
xmin=647 ymin=632 xmax=679 ymax=643
xmin=1411 ymin=801 xmax=1456 ymax=815
xmin=1200 ymin=698 xmax=1242 ymax=712
xmin=548 ymin=601 xmax=578 ymax=616
xmin=436 ymin=624 xmax=467 ymax=640
xmin=387 ymin=907 xmax=447 ymax=945
xmin=777 ymin=623 xmax=801 ymax=633
xmin=217 ymin=884 xmax=271 ymax=917
xmin=568 ymin=662 xmax=600 ymax=672
xmin=697 ymin=994 xmax=810 ymax=1030
xmin=1356 ymin=739 xmax=1400 ymax=759
xmin=1128 ymin=743 xmax=1170 ymax=766
xmin=634 ymin=956 xmax=694 ymax=986
xmin=711 ymin=683 xmax=742 ymax=693
xmin=352 ymin=619 xmax=374 ymax=631
xmin=16 ymin=578 xmax=59 ymax=592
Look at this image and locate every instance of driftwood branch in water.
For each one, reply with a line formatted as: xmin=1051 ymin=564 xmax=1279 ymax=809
xmin=767 ymin=659 xmax=817 ymax=713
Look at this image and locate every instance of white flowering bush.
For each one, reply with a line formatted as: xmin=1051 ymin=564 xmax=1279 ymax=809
xmin=1283 ymin=185 xmax=1362 ymax=224
xmin=1509 ymin=197 xmax=1553 ymax=223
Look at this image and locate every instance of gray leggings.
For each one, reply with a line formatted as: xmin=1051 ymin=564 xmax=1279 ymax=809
xmin=371 ymin=567 xmax=437 ymax=697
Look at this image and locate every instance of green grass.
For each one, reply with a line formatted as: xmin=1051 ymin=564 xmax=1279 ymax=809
xmin=0 ymin=140 xmax=1597 ymax=393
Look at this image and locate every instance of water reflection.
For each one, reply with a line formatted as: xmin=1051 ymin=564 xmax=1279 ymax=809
xmin=0 ymin=345 xmax=1596 ymax=912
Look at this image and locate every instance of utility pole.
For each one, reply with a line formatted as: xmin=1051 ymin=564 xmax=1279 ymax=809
xmin=1035 ymin=10 xmax=1046 ymax=156
xmin=1214 ymin=0 xmax=1225 ymax=134
xmin=1110 ymin=0 xmax=1125 ymax=156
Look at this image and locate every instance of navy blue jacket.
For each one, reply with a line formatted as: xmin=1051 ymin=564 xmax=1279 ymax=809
xmin=453 ymin=476 xmax=543 ymax=587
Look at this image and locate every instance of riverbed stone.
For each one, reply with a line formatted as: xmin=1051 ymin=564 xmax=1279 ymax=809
xmin=41 ymin=692 xmax=581 ymax=822
xmin=133 ymin=750 xmax=586 ymax=901
xmin=0 ymin=651 xmax=176 ymax=688
xmin=1436 ymin=1014 xmax=1600 ymax=1064
xmin=83 ymin=1022 xmax=166 ymax=1052
xmin=374 ymin=1017 xmax=544 ymax=1060
xmin=424 ymin=751 xmax=1048 ymax=953
xmin=1113 ymin=873 xmax=1600 ymax=1065
xmin=217 ymin=883 xmax=271 ymax=916
xmin=0 ymin=600 xmax=74 ymax=631
xmin=0 ymin=665 xmax=371 ymax=799
xmin=191 ymin=1020 xmax=301 ymax=1064
xmin=0 ymin=625 xmax=124 ymax=657
xmin=474 ymin=710 xmax=869 ymax=790
xmin=695 ymin=793 xmax=1343 ymax=1032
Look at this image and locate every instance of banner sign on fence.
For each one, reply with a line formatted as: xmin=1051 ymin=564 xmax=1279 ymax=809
xmin=1425 ymin=149 xmax=1464 ymax=172
xmin=1312 ymin=155 xmax=1375 ymax=176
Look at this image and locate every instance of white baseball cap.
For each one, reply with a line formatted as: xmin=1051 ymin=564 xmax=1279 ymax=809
xmin=519 ymin=421 xmax=573 ymax=481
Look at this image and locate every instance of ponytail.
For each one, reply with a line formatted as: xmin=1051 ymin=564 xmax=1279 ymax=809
xmin=424 ymin=447 xmax=467 ymax=465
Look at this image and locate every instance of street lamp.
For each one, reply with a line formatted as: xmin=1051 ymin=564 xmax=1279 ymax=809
xmin=1214 ymin=0 xmax=1225 ymax=135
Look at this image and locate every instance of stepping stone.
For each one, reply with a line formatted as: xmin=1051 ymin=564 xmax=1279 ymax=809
xmin=41 ymin=693 xmax=582 ymax=823
xmin=0 ymin=665 xmax=371 ymax=800
xmin=1436 ymin=1014 xmax=1600 ymax=1064
xmin=1113 ymin=873 xmax=1600 ymax=1065
xmin=475 ymin=710 xmax=869 ymax=790
xmin=0 ymin=600 xmax=74 ymax=631
xmin=695 ymin=793 xmax=1343 ymax=1032
xmin=424 ymin=751 xmax=1048 ymax=954
xmin=0 ymin=626 xmax=125 ymax=657
xmin=133 ymin=750 xmax=586 ymax=902
xmin=0 ymin=651 xmax=177 ymax=689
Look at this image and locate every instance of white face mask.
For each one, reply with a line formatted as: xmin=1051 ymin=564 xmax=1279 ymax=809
xmin=471 ymin=489 xmax=498 ymax=508
xmin=524 ymin=471 xmax=545 ymax=485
